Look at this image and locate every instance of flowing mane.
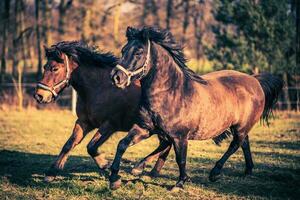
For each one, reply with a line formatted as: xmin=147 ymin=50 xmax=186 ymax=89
xmin=126 ymin=27 xmax=207 ymax=84
xmin=45 ymin=41 xmax=118 ymax=67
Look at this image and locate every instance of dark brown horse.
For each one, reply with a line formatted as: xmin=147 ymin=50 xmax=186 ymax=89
xmin=109 ymin=27 xmax=284 ymax=190
xmin=34 ymin=41 xmax=167 ymax=182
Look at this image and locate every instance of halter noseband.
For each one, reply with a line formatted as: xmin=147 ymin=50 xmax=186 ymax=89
xmin=37 ymin=54 xmax=70 ymax=97
xmin=115 ymin=40 xmax=151 ymax=87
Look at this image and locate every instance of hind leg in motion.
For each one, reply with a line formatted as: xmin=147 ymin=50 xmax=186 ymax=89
xmin=149 ymin=141 xmax=172 ymax=177
xmin=241 ymin=135 xmax=254 ymax=175
xmin=87 ymin=121 xmax=115 ymax=170
xmin=209 ymin=127 xmax=247 ymax=182
xmin=109 ymin=124 xmax=151 ymax=190
xmin=131 ymin=138 xmax=171 ymax=176
xmin=45 ymin=120 xmax=92 ymax=182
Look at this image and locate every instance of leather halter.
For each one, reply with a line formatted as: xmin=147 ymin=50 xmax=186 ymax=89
xmin=115 ymin=40 xmax=151 ymax=87
xmin=37 ymin=54 xmax=70 ymax=97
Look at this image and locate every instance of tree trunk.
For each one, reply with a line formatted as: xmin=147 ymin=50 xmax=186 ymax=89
xmin=296 ymin=0 xmax=300 ymax=110
xmin=12 ymin=0 xmax=21 ymax=78
xmin=35 ymin=0 xmax=42 ymax=79
xmin=150 ymin=0 xmax=159 ymax=27
xmin=41 ymin=0 xmax=52 ymax=46
xmin=140 ymin=0 xmax=159 ymax=27
xmin=20 ymin=0 xmax=28 ymax=73
xmin=193 ymin=12 xmax=202 ymax=71
xmin=0 ymin=0 xmax=10 ymax=83
xmin=58 ymin=0 xmax=72 ymax=39
xmin=182 ymin=0 xmax=189 ymax=44
xmin=166 ymin=0 xmax=173 ymax=29
xmin=140 ymin=0 xmax=148 ymax=26
xmin=114 ymin=0 xmax=122 ymax=48
xmin=58 ymin=0 xmax=66 ymax=35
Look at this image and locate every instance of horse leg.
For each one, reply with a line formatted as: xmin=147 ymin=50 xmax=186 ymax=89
xmin=131 ymin=138 xmax=171 ymax=176
xmin=209 ymin=129 xmax=245 ymax=182
xmin=87 ymin=121 xmax=115 ymax=170
xmin=149 ymin=142 xmax=172 ymax=177
xmin=172 ymin=137 xmax=189 ymax=191
xmin=109 ymin=124 xmax=151 ymax=190
xmin=45 ymin=120 xmax=92 ymax=182
xmin=241 ymin=135 xmax=254 ymax=175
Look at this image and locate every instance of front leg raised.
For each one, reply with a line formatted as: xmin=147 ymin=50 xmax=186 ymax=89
xmin=131 ymin=138 xmax=171 ymax=176
xmin=44 ymin=120 xmax=92 ymax=182
xmin=87 ymin=121 xmax=115 ymax=170
xmin=109 ymin=124 xmax=150 ymax=190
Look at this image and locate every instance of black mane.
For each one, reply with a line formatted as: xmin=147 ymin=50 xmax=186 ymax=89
xmin=126 ymin=26 xmax=207 ymax=84
xmin=45 ymin=41 xmax=118 ymax=67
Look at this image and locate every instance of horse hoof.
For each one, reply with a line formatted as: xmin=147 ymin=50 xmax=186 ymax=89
xmin=170 ymin=186 xmax=183 ymax=192
xmin=109 ymin=178 xmax=122 ymax=190
xmin=131 ymin=167 xmax=143 ymax=176
xmin=44 ymin=176 xmax=56 ymax=183
xmin=209 ymin=170 xmax=221 ymax=182
xmin=244 ymin=168 xmax=253 ymax=176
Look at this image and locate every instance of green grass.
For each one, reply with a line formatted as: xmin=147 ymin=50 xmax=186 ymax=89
xmin=0 ymin=109 xmax=299 ymax=199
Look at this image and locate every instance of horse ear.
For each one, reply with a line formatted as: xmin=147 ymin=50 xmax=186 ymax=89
xmin=43 ymin=45 xmax=49 ymax=53
xmin=126 ymin=26 xmax=138 ymax=40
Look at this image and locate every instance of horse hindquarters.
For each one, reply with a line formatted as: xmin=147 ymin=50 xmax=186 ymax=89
xmin=209 ymin=73 xmax=283 ymax=182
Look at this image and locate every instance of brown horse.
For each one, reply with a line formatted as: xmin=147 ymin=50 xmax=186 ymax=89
xmin=34 ymin=41 xmax=166 ymax=182
xmin=109 ymin=27 xmax=284 ymax=190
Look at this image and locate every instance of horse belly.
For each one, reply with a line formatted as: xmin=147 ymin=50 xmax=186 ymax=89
xmin=188 ymin=112 xmax=233 ymax=140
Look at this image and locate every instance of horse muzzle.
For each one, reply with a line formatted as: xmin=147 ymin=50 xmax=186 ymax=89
xmin=111 ymin=68 xmax=130 ymax=89
xmin=34 ymin=89 xmax=54 ymax=104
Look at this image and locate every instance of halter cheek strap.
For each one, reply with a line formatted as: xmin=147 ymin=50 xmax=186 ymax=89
xmin=115 ymin=40 xmax=151 ymax=87
xmin=37 ymin=54 xmax=70 ymax=97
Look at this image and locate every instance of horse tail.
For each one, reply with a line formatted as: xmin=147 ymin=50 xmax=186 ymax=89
xmin=212 ymin=129 xmax=232 ymax=146
xmin=254 ymin=73 xmax=284 ymax=125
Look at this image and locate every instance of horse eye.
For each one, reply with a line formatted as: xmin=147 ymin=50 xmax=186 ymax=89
xmin=52 ymin=67 xmax=59 ymax=72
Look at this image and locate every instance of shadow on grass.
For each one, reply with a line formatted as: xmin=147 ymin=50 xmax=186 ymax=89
xmin=0 ymin=148 xmax=299 ymax=199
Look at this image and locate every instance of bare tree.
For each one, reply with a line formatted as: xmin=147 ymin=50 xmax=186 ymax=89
xmin=58 ymin=0 xmax=72 ymax=38
xmin=12 ymin=0 xmax=21 ymax=78
xmin=140 ymin=0 xmax=159 ymax=27
xmin=35 ymin=0 xmax=42 ymax=79
xmin=166 ymin=0 xmax=173 ymax=29
xmin=1 ymin=0 xmax=10 ymax=83
xmin=41 ymin=0 xmax=52 ymax=46
xmin=181 ymin=0 xmax=189 ymax=44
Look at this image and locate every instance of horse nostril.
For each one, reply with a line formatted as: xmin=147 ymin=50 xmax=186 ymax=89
xmin=114 ymin=74 xmax=121 ymax=83
xmin=35 ymin=94 xmax=43 ymax=102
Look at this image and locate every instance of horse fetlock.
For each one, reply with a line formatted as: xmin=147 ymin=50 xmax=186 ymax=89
xmin=109 ymin=178 xmax=122 ymax=190
xmin=149 ymin=168 xmax=160 ymax=177
xmin=244 ymin=167 xmax=253 ymax=175
xmin=45 ymin=165 xmax=60 ymax=176
xmin=109 ymin=175 xmax=122 ymax=190
xmin=209 ymin=167 xmax=222 ymax=182
xmin=93 ymin=153 xmax=109 ymax=169
xmin=170 ymin=180 xmax=185 ymax=192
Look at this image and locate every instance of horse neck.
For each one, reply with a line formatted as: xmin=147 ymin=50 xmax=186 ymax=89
xmin=141 ymin=43 xmax=187 ymax=96
xmin=70 ymin=63 xmax=111 ymax=95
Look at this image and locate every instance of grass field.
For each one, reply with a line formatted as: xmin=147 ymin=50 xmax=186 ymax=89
xmin=0 ymin=109 xmax=299 ymax=199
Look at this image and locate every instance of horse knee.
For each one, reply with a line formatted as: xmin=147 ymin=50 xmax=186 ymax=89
xmin=87 ymin=144 xmax=98 ymax=157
